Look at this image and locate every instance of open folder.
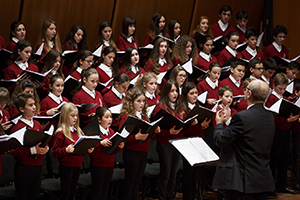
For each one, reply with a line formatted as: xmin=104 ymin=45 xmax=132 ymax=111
xmin=101 ymin=127 xmax=131 ymax=155
xmin=169 ymin=137 xmax=219 ymax=166
xmin=73 ymin=135 xmax=101 ymax=155
xmin=268 ymin=98 xmax=300 ymax=118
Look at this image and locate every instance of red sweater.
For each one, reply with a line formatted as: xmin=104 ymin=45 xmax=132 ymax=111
xmin=144 ymin=33 xmax=153 ymax=47
xmin=217 ymin=48 xmax=243 ymax=66
xmin=220 ymin=77 xmax=244 ymax=96
xmin=116 ymin=36 xmax=139 ymax=51
xmin=4 ymin=62 xmax=39 ymax=80
xmin=144 ymin=59 xmax=170 ymax=74
xmin=263 ymin=43 xmax=289 ymax=59
xmin=89 ymin=128 xmax=121 ymax=167
xmin=96 ymin=66 xmax=113 ymax=85
xmin=146 ymin=95 xmax=160 ymax=106
xmin=103 ymin=90 xmax=122 ymax=131
xmin=52 ymin=130 xmax=84 ymax=167
xmin=233 ymin=25 xmax=249 ymax=43
xmin=119 ymin=114 xmax=152 ymax=151
xmin=265 ymin=93 xmax=292 ymax=130
xmin=152 ymin=103 xmax=187 ymax=144
xmin=241 ymin=48 xmax=265 ymax=61
xmin=36 ymin=42 xmax=57 ymax=66
xmin=195 ymin=54 xmax=218 ymax=71
xmin=70 ymin=70 xmax=81 ymax=81
xmin=0 ymin=36 xmax=5 ymax=49
xmin=210 ymin=22 xmax=235 ymax=38
xmin=119 ymin=66 xmax=145 ymax=80
xmin=236 ymin=99 xmax=248 ymax=112
xmin=0 ymin=109 xmax=10 ymax=124
xmin=73 ymin=89 xmax=104 ymax=127
xmin=10 ymin=120 xmax=44 ymax=166
xmin=8 ymin=105 xmax=19 ymax=118
xmin=6 ymin=40 xmax=16 ymax=52
xmin=197 ymin=79 xmax=219 ymax=109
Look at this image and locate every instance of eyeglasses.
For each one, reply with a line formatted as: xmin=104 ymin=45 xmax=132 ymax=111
xmin=84 ymin=60 xmax=94 ymax=64
xmin=254 ymin=67 xmax=265 ymax=71
xmin=245 ymin=87 xmax=251 ymax=91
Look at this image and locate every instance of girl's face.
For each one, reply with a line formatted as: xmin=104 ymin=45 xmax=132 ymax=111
xmin=158 ymin=16 xmax=166 ymax=31
xmin=46 ymin=23 xmax=57 ymax=40
xmin=174 ymin=23 xmax=181 ymax=37
xmin=13 ymin=24 xmax=26 ymax=40
xmin=130 ymin=49 xmax=139 ymax=66
xmin=185 ymin=41 xmax=192 ymax=55
xmin=53 ymin=56 xmax=61 ymax=71
xmin=202 ymin=39 xmax=213 ymax=54
xmin=80 ymin=55 xmax=94 ymax=69
xmin=208 ymin=66 xmax=221 ymax=82
xmin=168 ymin=84 xmax=178 ymax=103
xmin=128 ymin=24 xmax=136 ymax=37
xmin=133 ymin=94 xmax=146 ymax=112
xmin=50 ymin=78 xmax=64 ymax=97
xmin=231 ymin=65 xmax=245 ymax=81
xmin=74 ymin=29 xmax=84 ymax=44
xmin=187 ymin=87 xmax=198 ymax=104
xmin=69 ymin=110 xmax=78 ymax=126
xmin=227 ymin=35 xmax=239 ymax=50
xmin=176 ymin=70 xmax=187 ymax=87
xmin=143 ymin=78 xmax=157 ymax=94
xmin=102 ymin=52 xmax=115 ymax=67
xmin=159 ymin=41 xmax=168 ymax=58
xmin=219 ymin=90 xmax=233 ymax=106
xmin=84 ymin=73 xmax=99 ymax=91
xmin=199 ymin=19 xmax=209 ymax=33
xmin=23 ymin=87 xmax=34 ymax=95
xmin=102 ymin=27 xmax=112 ymax=41
xmin=115 ymin=81 xmax=130 ymax=94
xmin=18 ymin=46 xmax=32 ymax=62
xmin=99 ymin=110 xmax=112 ymax=129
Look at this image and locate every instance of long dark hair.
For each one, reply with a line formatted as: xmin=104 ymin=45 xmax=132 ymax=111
xmin=99 ymin=46 xmax=119 ymax=76
xmin=181 ymin=82 xmax=199 ymax=112
xmin=147 ymin=13 xmax=167 ymax=39
xmin=121 ymin=16 xmax=136 ymax=39
xmin=123 ymin=47 xmax=142 ymax=74
xmin=63 ymin=24 xmax=87 ymax=50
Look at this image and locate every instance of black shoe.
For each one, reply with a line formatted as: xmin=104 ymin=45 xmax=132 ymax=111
xmin=277 ymin=187 xmax=296 ymax=194
xmin=267 ymin=191 xmax=278 ymax=197
xmin=293 ymin=184 xmax=300 ymax=191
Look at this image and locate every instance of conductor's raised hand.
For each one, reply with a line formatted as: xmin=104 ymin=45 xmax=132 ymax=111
xmin=170 ymin=126 xmax=183 ymax=135
xmin=215 ymin=109 xmax=225 ymax=125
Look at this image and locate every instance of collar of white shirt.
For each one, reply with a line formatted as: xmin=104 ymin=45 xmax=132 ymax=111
xmin=225 ymin=45 xmax=237 ymax=57
xmin=199 ymin=51 xmax=211 ymax=62
xmin=127 ymin=36 xmax=134 ymax=43
xmin=104 ymin=40 xmax=110 ymax=46
xmin=112 ymin=86 xmax=125 ymax=99
xmin=272 ymin=90 xmax=282 ymax=99
xmin=99 ymin=63 xmax=113 ymax=77
xmin=12 ymin=37 xmax=19 ymax=43
xmin=82 ymin=85 xmax=96 ymax=99
xmin=246 ymin=46 xmax=257 ymax=57
xmin=136 ymin=111 xmax=142 ymax=119
xmin=76 ymin=67 xmax=82 ymax=74
xmin=70 ymin=126 xmax=77 ymax=132
xmin=49 ymin=41 xmax=54 ymax=48
xmin=130 ymin=65 xmax=138 ymax=74
xmin=99 ymin=125 xmax=109 ymax=136
xmin=261 ymin=75 xmax=269 ymax=85
xmin=247 ymin=103 xmax=255 ymax=110
xmin=218 ymin=19 xmax=228 ymax=32
xmin=15 ymin=61 xmax=28 ymax=71
xmin=0 ymin=110 xmax=3 ymax=117
xmin=272 ymin=42 xmax=282 ymax=53
xmin=205 ymin=77 xmax=218 ymax=89
xmin=229 ymin=74 xmax=241 ymax=87
xmin=145 ymin=91 xmax=156 ymax=99
xmin=249 ymin=75 xmax=258 ymax=80
xmin=48 ymin=92 xmax=63 ymax=104
xmin=20 ymin=117 xmax=34 ymax=128
xmin=188 ymin=102 xmax=196 ymax=110
xmin=288 ymin=78 xmax=293 ymax=83
xmin=169 ymin=102 xmax=175 ymax=110
xmin=237 ymin=24 xmax=246 ymax=33
xmin=159 ymin=58 xmax=167 ymax=66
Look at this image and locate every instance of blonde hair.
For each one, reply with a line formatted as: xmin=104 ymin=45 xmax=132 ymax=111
xmin=56 ymin=103 xmax=83 ymax=142
xmin=135 ymin=72 xmax=158 ymax=94
xmin=120 ymin=87 xmax=149 ymax=122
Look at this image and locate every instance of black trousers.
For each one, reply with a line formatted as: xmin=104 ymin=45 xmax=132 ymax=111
xmin=59 ymin=164 xmax=81 ymax=200
xmin=291 ymin=132 xmax=300 ymax=187
xmin=90 ymin=165 xmax=113 ymax=200
xmin=14 ymin=163 xmax=42 ymax=200
xmin=123 ymin=149 xmax=147 ymax=200
xmin=270 ymin=128 xmax=290 ymax=190
xmin=182 ymin=158 xmax=200 ymax=200
xmin=156 ymin=143 xmax=181 ymax=200
xmin=227 ymin=190 xmax=268 ymax=200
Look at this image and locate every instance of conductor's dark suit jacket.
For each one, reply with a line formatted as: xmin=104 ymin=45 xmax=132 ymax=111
xmin=212 ymin=103 xmax=275 ymax=193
